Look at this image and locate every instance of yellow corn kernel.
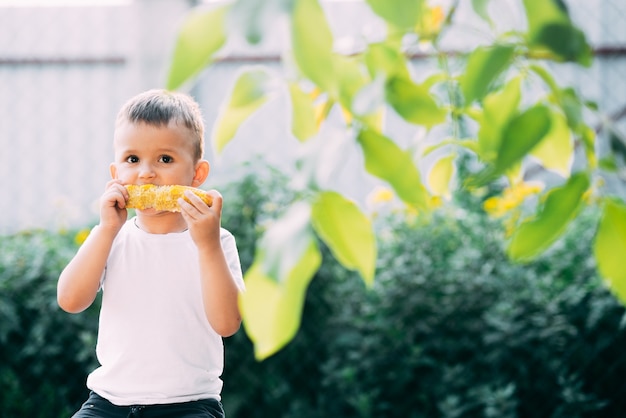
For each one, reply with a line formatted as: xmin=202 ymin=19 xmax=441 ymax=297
xmin=125 ymin=185 xmax=212 ymax=212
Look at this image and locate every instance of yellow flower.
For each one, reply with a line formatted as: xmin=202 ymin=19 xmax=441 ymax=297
xmin=483 ymin=182 xmax=543 ymax=218
xmin=368 ymin=186 xmax=395 ymax=205
xmin=74 ymin=228 xmax=91 ymax=246
xmin=416 ymin=5 xmax=445 ymax=39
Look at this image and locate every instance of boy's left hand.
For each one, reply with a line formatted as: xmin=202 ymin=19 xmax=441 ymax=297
xmin=179 ymin=189 xmax=222 ymax=251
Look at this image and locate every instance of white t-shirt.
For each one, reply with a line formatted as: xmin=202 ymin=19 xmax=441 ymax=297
xmin=86 ymin=217 xmax=244 ymax=406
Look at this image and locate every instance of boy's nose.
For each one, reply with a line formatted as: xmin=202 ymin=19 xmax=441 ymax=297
xmin=138 ymin=163 xmax=156 ymax=179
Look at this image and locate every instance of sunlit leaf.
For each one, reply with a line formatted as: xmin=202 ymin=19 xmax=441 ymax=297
xmin=259 ymin=202 xmax=313 ymax=283
xmin=470 ymin=104 xmax=551 ymax=186
xmin=365 ymin=0 xmax=425 ymax=29
xmin=334 ymin=55 xmax=369 ymax=110
xmin=427 ymin=154 xmax=456 ymax=199
xmin=507 ymin=171 xmax=589 ymax=261
xmin=495 ymin=105 xmax=552 ymax=173
xmin=593 ymin=198 xmax=626 ymax=304
xmin=311 ymin=191 xmax=376 ymax=286
xmin=357 ymin=128 xmax=430 ymax=211
xmin=364 ymin=42 xmax=411 ymax=80
xmin=530 ymin=111 xmax=573 ymax=177
xmin=288 ymin=83 xmax=318 ymax=141
xmin=385 ymin=76 xmax=446 ymax=128
xmin=460 ymin=44 xmax=516 ymax=105
xmin=212 ymin=68 xmax=274 ymax=153
xmin=471 ymin=0 xmax=492 ymax=24
xmin=423 ymin=138 xmax=480 ymax=156
xmin=167 ymin=5 xmax=229 ymax=90
xmin=477 ymin=76 xmax=522 ymax=162
xmin=290 ymin=0 xmax=335 ymax=91
xmin=240 ymin=240 xmax=321 ymax=360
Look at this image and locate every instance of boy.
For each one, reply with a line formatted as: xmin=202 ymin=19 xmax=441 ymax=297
xmin=58 ymin=89 xmax=244 ymax=418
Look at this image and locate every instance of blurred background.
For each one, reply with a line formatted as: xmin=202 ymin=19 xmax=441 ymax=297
xmin=0 ymin=0 xmax=625 ymax=233
xmin=2 ymin=1 xmax=626 ymax=417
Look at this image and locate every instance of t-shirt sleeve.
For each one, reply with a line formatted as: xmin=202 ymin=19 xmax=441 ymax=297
xmin=220 ymin=228 xmax=245 ymax=292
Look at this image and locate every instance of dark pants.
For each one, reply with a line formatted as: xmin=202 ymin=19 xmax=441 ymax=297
xmin=71 ymin=391 xmax=225 ymax=418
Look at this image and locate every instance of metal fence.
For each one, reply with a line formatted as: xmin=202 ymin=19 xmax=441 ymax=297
xmin=0 ymin=0 xmax=625 ymax=234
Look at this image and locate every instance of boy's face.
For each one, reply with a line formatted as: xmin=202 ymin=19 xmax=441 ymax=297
xmin=110 ymin=120 xmax=208 ymax=189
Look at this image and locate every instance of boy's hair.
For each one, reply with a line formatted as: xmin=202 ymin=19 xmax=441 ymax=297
xmin=116 ymin=89 xmax=205 ymax=161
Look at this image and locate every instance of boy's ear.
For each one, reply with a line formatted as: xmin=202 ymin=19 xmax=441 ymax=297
xmin=110 ymin=163 xmax=117 ymax=179
xmin=192 ymin=159 xmax=210 ymax=187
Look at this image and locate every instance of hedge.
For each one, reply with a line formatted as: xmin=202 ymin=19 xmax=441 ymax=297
xmin=1 ymin=169 xmax=625 ymax=417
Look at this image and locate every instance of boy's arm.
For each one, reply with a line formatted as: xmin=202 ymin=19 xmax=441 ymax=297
xmin=57 ymin=225 xmax=118 ymax=313
xmin=181 ymin=191 xmax=242 ymax=337
xmin=57 ymin=180 xmax=128 ymax=313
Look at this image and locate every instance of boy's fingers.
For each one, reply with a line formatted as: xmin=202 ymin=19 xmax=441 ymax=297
xmin=206 ymin=190 xmax=223 ymax=213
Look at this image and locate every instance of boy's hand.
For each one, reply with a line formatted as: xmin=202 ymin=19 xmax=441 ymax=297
xmin=100 ymin=179 xmax=129 ymax=232
xmin=179 ymin=189 xmax=222 ymax=251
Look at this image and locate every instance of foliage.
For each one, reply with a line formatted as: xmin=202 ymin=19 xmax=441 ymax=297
xmin=0 ymin=229 xmax=99 ymax=418
xmin=1 ymin=171 xmax=626 ymax=416
xmin=223 ymin=198 xmax=626 ymax=418
xmin=167 ymin=0 xmax=626 ymax=357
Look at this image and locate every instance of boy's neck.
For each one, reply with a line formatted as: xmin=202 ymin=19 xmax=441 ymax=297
xmin=134 ymin=213 xmax=188 ymax=234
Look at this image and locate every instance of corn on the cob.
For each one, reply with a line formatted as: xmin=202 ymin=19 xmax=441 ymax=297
xmin=125 ymin=184 xmax=212 ymax=212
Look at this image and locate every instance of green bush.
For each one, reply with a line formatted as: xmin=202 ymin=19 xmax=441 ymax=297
xmin=1 ymin=169 xmax=625 ymax=417
xmin=0 ymin=229 xmax=100 ymax=417
xmin=221 ymin=181 xmax=626 ymax=417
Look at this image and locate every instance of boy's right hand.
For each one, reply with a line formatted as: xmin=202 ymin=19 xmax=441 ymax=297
xmin=100 ymin=179 xmax=129 ymax=232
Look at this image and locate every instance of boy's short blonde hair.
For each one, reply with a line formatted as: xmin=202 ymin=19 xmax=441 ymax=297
xmin=116 ymin=89 xmax=205 ymax=161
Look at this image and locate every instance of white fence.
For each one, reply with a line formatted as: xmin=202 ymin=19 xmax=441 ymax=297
xmin=1 ymin=0 xmax=625 ymax=233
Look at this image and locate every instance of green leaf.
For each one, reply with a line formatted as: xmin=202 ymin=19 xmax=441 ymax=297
xmin=167 ymin=5 xmax=229 ymax=90
xmin=507 ymin=171 xmax=589 ymax=261
xmin=530 ymin=111 xmax=573 ymax=177
xmin=259 ymin=202 xmax=313 ymax=283
xmin=558 ymin=88 xmax=585 ymax=132
xmin=459 ymin=44 xmax=516 ymax=105
xmin=288 ymin=83 xmax=318 ymax=141
xmin=522 ymin=0 xmax=592 ymax=66
xmin=472 ymin=104 xmax=552 ymax=186
xmin=422 ymin=138 xmax=480 ymax=156
xmin=427 ymin=154 xmax=456 ymax=199
xmin=212 ymin=68 xmax=274 ymax=153
xmin=311 ymin=191 xmax=376 ymax=286
xmin=471 ymin=0 xmax=492 ymax=24
xmin=333 ymin=54 xmax=369 ymax=110
xmin=290 ymin=0 xmax=335 ymax=91
xmin=385 ymin=76 xmax=446 ymax=128
xmin=240 ymin=240 xmax=322 ymax=360
xmin=477 ymin=76 xmax=522 ymax=162
xmin=523 ymin=0 xmax=569 ymax=29
xmin=357 ymin=128 xmax=430 ymax=211
xmin=534 ymin=23 xmax=592 ymax=66
xmin=365 ymin=0 xmax=425 ymax=29
xmin=495 ymin=105 xmax=552 ymax=173
xmin=594 ymin=199 xmax=626 ymax=304
xmin=364 ymin=42 xmax=411 ymax=80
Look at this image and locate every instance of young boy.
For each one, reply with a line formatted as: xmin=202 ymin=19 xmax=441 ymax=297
xmin=58 ymin=89 xmax=244 ymax=418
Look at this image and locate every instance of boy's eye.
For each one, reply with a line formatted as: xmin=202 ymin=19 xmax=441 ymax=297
xmin=159 ymin=155 xmax=173 ymax=163
xmin=126 ymin=155 xmax=139 ymax=163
